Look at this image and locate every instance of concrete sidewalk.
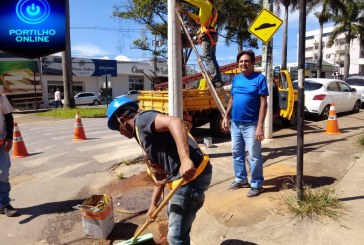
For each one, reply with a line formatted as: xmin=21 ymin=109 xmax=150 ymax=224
xmin=190 ymin=116 xmax=364 ymax=245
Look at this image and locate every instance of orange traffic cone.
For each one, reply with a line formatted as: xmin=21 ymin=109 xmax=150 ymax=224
xmin=73 ymin=111 xmax=87 ymax=141
xmin=325 ymin=103 xmax=340 ymax=135
xmin=12 ymin=122 xmax=29 ymax=158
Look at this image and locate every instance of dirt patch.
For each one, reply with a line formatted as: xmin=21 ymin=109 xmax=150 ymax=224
xmin=205 ymin=163 xmax=296 ymax=227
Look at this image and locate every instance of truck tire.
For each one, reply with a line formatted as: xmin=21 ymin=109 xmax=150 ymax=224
xmin=210 ymin=111 xmax=230 ymax=138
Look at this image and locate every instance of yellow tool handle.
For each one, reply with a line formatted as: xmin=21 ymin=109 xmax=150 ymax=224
xmin=131 ymin=178 xmax=185 ymax=242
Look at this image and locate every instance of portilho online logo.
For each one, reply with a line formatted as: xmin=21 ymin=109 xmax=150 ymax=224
xmin=16 ymin=0 xmax=51 ymax=25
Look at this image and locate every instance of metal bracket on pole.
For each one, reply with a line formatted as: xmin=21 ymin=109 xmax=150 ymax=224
xmin=176 ymin=9 xmax=226 ymax=117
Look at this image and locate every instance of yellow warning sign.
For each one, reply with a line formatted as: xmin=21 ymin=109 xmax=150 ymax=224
xmin=248 ymin=8 xmax=283 ymax=43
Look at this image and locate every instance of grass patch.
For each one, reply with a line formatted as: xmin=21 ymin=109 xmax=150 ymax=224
xmin=357 ymin=134 xmax=364 ymax=145
xmin=120 ymin=155 xmax=144 ymax=166
xmin=35 ymin=108 xmax=107 ymax=119
xmin=116 ymin=172 xmax=125 ymax=180
xmin=281 ymin=186 xmax=344 ymax=220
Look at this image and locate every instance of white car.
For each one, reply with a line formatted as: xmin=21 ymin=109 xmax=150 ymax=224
xmin=62 ymin=92 xmax=101 ymax=106
xmin=345 ymin=76 xmax=364 ymax=105
xmin=115 ymin=90 xmax=141 ymax=102
xmin=293 ymin=78 xmax=361 ymax=119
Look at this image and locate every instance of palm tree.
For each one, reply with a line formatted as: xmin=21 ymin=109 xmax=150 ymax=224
xmin=275 ymin=0 xmax=299 ymax=70
xmin=307 ymin=0 xmax=345 ymax=78
xmin=326 ymin=0 xmax=364 ymax=80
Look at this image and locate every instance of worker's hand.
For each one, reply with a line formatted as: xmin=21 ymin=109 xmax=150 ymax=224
xmin=3 ymin=139 xmax=12 ymax=152
xmin=146 ymin=204 xmax=157 ymax=223
xmin=179 ymin=158 xmax=196 ymax=182
xmin=222 ymin=117 xmax=230 ymax=131
xmin=255 ymin=126 xmax=265 ymax=141
xmin=176 ymin=5 xmax=183 ymax=13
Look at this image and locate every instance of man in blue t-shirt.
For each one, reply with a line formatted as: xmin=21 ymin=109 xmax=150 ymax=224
xmin=222 ymin=50 xmax=268 ymax=197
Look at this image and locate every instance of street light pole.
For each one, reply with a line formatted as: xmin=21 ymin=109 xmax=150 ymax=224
xmin=262 ymin=0 xmax=274 ymax=139
xmin=168 ymin=0 xmax=183 ymax=118
xmin=62 ymin=0 xmax=75 ymax=108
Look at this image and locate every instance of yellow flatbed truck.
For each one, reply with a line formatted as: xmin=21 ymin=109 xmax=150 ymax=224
xmin=139 ymin=69 xmax=297 ymax=137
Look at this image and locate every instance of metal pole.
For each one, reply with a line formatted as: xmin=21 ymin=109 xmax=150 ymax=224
xmin=153 ymin=35 xmax=157 ymax=89
xmin=297 ymin=0 xmax=307 ymax=201
xmin=37 ymin=57 xmax=44 ymax=108
xmin=105 ymin=75 xmax=109 ymax=108
xmin=168 ymin=0 xmax=183 ymax=118
xmin=262 ymin=0 xmax=273 ymax=139
xmin=33 ymin=63 xmax=37 ymax=111
xmin=62 ymin=0 xmax=74 ymax=108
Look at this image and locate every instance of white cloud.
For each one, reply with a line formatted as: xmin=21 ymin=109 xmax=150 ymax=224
xmin=115 ymin=55 xmax=131 ymax=61
xmin=71 ymin=43 xmax=108 ymax=58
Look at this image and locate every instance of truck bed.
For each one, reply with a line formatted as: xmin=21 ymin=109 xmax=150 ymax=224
xmin=138 ymin=89 xmax=230 ymax=113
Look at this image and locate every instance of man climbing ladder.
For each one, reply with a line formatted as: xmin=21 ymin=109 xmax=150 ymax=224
xmin=177 ymin=2 xmax=227 ymax=118
xmin=178 ymin=0 xmax=222 ymax=88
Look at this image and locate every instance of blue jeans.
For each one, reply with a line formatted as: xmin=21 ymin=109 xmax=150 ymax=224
xmin=231 ymin=121 xmax=264 ymax=189
xmin=167 ymin=163 xmax=212 ymax=245
xmin=201 ymin=33 xmax=221 ymax=84
xmin=0 ymin=145 xmax=11 ymax=209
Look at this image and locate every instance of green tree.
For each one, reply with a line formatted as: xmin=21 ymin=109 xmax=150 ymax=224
xmin=113 ymin=0 xmax=168 ymax=58
xmin=307 ymin=0 xmax=345 ymax=78
xmin=275 ymin=0 xmax=299 ymax=70
xmin=326 ymin=0 xmax=364 ymax=79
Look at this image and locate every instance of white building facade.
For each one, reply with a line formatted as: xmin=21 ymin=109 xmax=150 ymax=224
xmin=304 ymin=26 xmax=364 ymax=78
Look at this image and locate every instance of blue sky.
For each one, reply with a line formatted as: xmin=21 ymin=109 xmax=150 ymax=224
xmin=69 ymin=0 xmax=328 ymax=66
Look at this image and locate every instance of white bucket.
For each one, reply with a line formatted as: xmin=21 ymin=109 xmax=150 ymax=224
xmin=204 ymin=137 xmax=212 ymax=148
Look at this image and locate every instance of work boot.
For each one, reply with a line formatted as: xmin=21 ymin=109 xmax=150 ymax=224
xmin=246 ymin=187 xmax=263 ymax=197
xmin=0 ymin=205 xmax=19 ymax=217
xmin=228 ymin=181 xmax=250 ymax=190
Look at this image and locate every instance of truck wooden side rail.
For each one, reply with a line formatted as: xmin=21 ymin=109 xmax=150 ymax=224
xmin=139 ymin=88 xmax=231 ymax=137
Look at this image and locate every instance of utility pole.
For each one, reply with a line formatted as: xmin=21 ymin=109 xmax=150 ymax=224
xmin=168 ymin=0 xmax=183 ymax=118
xmin=153 ymin=35 xmax=158 ymax=89
xmin=296 ymin=0 xmax=307 ymax=201
xmin=62 ymin=0 xmax=75 ymax=108
xmin=262 ymin=0 xmax=274 ymax=139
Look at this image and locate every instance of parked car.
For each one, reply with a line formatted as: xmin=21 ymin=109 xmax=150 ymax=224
xmin=62 ymin=92 xmax=101 ymax=106
xmin=292 ymin=78 xmax=361 ymax=120
xmin=115 ymin=90 xmax=141 ymax=102
xmin=345 ymin=76 xmax=364 ymax=105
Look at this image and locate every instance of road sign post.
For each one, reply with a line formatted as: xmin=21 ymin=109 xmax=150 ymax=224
xmin=253 ymin=6 xmax=278 ymax=139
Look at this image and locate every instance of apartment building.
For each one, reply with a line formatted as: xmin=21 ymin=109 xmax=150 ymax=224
xmin=304 ymin=26 xmax=364 ymax=78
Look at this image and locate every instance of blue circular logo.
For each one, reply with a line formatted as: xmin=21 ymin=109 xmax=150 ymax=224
xmin=16 ymin=0 xmax=51 ymax=25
